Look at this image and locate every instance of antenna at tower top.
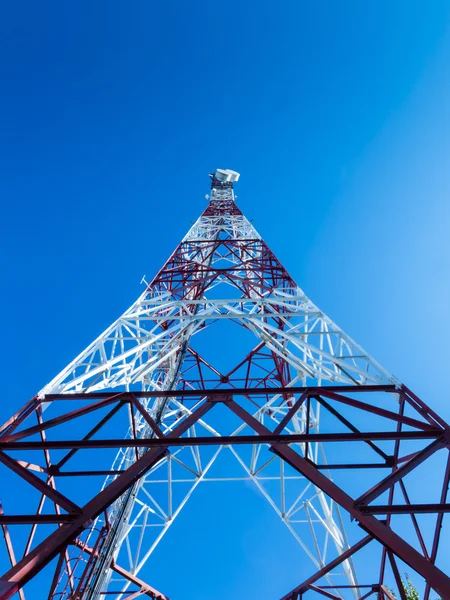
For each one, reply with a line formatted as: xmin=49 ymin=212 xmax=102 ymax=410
xmin=213 ymin=168 xmax=240 ymax=182
xmin=210 ymin=168 xmax=240 ymax=184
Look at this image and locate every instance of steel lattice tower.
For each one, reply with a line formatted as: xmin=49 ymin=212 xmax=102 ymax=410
xmin=0 ymin=169 xmax=449 ymax=600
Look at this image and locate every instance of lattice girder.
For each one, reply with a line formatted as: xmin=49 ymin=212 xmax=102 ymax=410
xmin=0 ymin=171 xmax=449 ymax=600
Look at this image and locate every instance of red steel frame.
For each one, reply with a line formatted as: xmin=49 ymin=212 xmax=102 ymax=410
xmin=1 ymin=180 xmax=450 ymax=599
xmin=0 ymin=386 xmax=449 ymax=599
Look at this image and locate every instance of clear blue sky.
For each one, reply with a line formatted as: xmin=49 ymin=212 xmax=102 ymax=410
xmin=1 ymin=2 xmax=450 ymax=598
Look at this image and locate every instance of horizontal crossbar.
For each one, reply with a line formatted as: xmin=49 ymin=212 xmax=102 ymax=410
xmin=44 ymin=384 xmax=398 ymax=400
xmin=360 ymin=504 xmax=450 ymax=515
xmin=0 ymin=430 xmax=441 ymax=451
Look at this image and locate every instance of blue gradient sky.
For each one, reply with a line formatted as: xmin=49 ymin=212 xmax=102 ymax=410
xmin=1 ymin=2 xmax=450 ymax=598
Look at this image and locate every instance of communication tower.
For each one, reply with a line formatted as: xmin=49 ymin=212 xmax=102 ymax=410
xmin=0 ymin=170 xmax=449 ymax=600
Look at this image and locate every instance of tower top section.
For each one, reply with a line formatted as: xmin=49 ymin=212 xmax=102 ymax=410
xmin=210 ymin=168 xmax=240 ymax=189
xmin=206 ymin=168 xmax=240 ymax=212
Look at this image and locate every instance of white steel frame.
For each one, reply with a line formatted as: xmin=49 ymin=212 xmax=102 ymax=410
xmin=45 ymin=182 xmax=398 ymax=600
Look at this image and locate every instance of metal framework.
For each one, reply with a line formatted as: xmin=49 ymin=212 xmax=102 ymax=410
xmin=0 ymin=170 xmax=449 ymax=600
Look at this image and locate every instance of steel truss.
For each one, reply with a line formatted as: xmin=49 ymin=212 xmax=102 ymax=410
xmin=0 ymin=172 xmax=449 ymax=600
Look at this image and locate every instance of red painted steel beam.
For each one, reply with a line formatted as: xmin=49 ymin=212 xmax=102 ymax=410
xmin=48 ymin=463 xmax=393 ymax=478
xmin=0 ymin=430 xmax=440 ymax=452
xmin=53 ymin=401 xmax=125 ymax=471
xmin=121 ymin=590 xmax=150 ymax=600
xmin=273 ymin=391 xmax=309 ymax=434
xmin=73 ymin=540 xmax=168 ymax=599
xmin=308 ymin=585 xmax=340 ymax=599
xmin=47 ymin=551 xmax=65 ymax=599
xmin=397 ymin=480 xmax=430 ymax=559
xmin=224 ymin=399 xmax=450 ymax=599
xmin=0 ymin=400 xmax=213 ymax=599
xmin=360 ymin=503 xmax=450 ymax=515
xmin=111 ymin=563 xmax=168 ymax=600
xmin=52 ymin=470 xmax=124 ymax=477
xmin=315 ymin=585 xmax=376 ymax=589
xmin=0 ymin=453 xmax=81 ymax=515
xmin=319 ymin=390 xmax=439 ymax=432
xmin=0 ymin=505 xmax=25 ymax=600
xmin=128 ymin=394 xmax=164 ymax=438
xmin=43 ymin=384 xmax=399 ymax=401
xmin=401 ymin=385 xmax=450 ymax=430
xmin=280 ymin=534 xmax=373 ymax=599
xmin=0 ymin=394 xmax=125 ymax=443
xmin=376 ymin=394 xmax=405 ymax=597
xmin=0 ymin=515 xmax=75 ymax=525
xmin=380 ymin=585 xmax=396 ymax=600
xmin=387 ymin=552 xmax=407 ymax=600
xmin=0 ymin=585 xmax=17 ymax=599
xmin=355 ymin=437 xmax=445 ymax=507
xmin=358 ymin=590 xmax=378 ymax=600
xmin=315 ymin=395 xmax=390 ymax=461
xmin=0 ymin=398 xmax=40 ymax=437
xmin=0 ymin=385 xmax=448 ymax=597
xmin=424 ymin=453 xmax=450 ymax=600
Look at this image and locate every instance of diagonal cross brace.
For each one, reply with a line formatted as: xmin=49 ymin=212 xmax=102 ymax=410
xmin=355 ymin=437 xmax=445 ymax=507
xmin=224 ymin=399 xmax=450 ymax=599
xmin=0 ymin=452 xmax=81 ymax=515
xmin=280 ymin=534 xmax=373 ymax=599
xmin=73 ymin=539 xmax=168 ymax=599
xmin=0 ymin=400 xmax=214 ymax=599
